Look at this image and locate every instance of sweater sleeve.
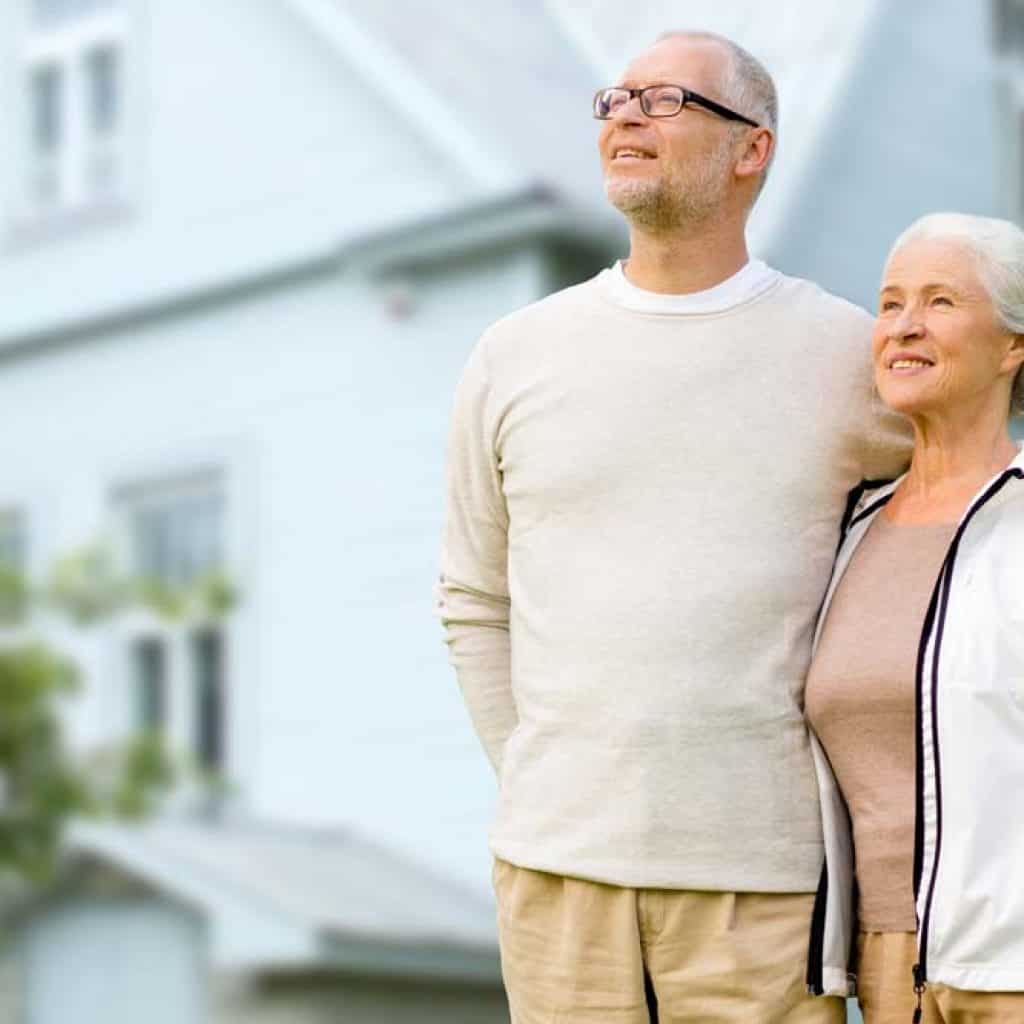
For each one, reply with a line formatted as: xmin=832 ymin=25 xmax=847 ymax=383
xmin=845 ymin=309 xmax=915 ymax=480
xmin=436 ymin=335 xmax=517 ymax=775
xmin=856 ymin=381 xmax=915 ymax=482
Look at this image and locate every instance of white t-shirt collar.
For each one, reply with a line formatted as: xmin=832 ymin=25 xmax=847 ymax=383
xmin=602 ymin=258 xmax=780 ymax=315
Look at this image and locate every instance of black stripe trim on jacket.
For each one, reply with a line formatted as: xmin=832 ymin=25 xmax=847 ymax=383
xmin=839 ymin=478 xmax=897 ymax=543
xmin=912 ymin=572 xmax=943 ymax=902
xmin=847 ymin=491 xmax=896 ymax=532
xmin=806 ymin=859 xmax=828 ymax=995
xmin=806 ymin=478 xmax=896 ymax=994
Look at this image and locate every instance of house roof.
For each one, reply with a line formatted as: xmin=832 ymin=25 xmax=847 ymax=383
xmin=54 ymin=817 xmax=500 ymax=976
xmin=283 ymin=0 xmax=883 ymax=245
xmin=0 ymin=0 xmax=881 ymax=350
xmin=0 ymin=186 xmax=622 ymax=359
xmin=326 ymin=0 xmax=608 ymax=206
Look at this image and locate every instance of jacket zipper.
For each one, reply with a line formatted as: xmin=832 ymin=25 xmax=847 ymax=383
xmin=910 ymin=468 xmax=1023 ymax=1018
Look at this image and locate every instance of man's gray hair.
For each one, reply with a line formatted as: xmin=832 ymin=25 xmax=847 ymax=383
xmin=891 ymin=212 xmax=1024 ymax=416
xmin=658 ymin=30 xmax=779 ymax=187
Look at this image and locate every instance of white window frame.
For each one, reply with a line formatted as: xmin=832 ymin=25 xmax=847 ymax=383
xmin=0 ymin=505 xmax=31 ymax=639
xmin=18 ymin=2 xmax=131 ymax=225
xmin=0 ymin=505 xmax=29 ymax=572
xmin=111 ymin=468 xmax=233 ymax=784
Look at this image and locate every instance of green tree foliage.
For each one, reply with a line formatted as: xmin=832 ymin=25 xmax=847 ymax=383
xmin=0 ymin=547 xmax=236 ymax=885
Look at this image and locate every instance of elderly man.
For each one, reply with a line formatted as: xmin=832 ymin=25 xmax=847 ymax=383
xmin=438 ymin=30 xmax=909 ymax=1023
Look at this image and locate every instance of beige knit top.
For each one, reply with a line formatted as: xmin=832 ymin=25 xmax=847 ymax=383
xmin=806 ymin=513 xmax=955 ymax=932
xmin=439 ymin=267 xmax=912 ymax=893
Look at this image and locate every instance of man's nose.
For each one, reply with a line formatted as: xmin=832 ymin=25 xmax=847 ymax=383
xmin=609 ymin=95 xmax=648 ymax=126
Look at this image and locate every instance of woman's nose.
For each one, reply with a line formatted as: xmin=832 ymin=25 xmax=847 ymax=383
xmin=890 ymin=312 xmax=925 ymax=340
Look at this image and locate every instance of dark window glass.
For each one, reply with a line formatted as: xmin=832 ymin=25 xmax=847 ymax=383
xmin=192 ymin=627 xmax=225 ymax=773
xmin=85 ymin=45 xmax=119 ymax=136
xmin=30 ymin=65 xmax=62 ymax=154
xmin=995 ymin=0 xmax=1024 ymax=53
xmin=134 ymin=635 xmax=167 ymax=733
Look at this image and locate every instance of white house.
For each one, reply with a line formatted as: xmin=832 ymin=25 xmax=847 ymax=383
xmin=0 ymin=1 xmax=1016 ymax=1022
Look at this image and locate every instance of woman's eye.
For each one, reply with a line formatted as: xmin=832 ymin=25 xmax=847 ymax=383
xmin=932 ymin=295 xmax=953 ymax=306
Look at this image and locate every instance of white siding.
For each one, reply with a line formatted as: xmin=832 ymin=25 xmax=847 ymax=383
xmin=22 ymin=899 xmax=206 ymax=1024
xmin=0 ymin=0 xmax=465 ymax=342
xmin=0 ymin=245 xmax=547 ymax=894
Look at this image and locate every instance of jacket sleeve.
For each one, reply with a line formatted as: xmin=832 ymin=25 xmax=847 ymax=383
xmin=436 ymin=335 xmax=517 ymax=775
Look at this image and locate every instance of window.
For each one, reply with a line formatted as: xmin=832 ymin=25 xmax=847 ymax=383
xmin=126 ymin=475 xmax=224 ymax=588
xmin=84 ymin=44 xmax=121 ymax=197
xmin=23 ymin=0 xmax=127 ymax=217
xmin=995 ymin=0 xmax=1024 ymax=54
xmin=0 ymin=508 xmax=28 ymax=625
xmin=32 ymin=0 xmax=116 ymax=29
xmin=28 ymin=64 xmax=63 ymax=206
xmin=191 ymin=627 xmax=225 ymax=773
xmin=0 ymin=508 xmax=27 ymax=573
xmin=133 ymin=634 xmax=167 ymax=733
xmin=115 ymin=472 xmax=230 ymax=776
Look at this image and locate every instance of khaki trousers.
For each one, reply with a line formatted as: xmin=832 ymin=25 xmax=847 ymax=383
xmin=857 ymin=931 xmax=1024 ymax=1023
xmin=492 ymin=858 xmax=845 ymax=1023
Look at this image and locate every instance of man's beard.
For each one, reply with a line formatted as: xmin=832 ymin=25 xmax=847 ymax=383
xmin=605 ymin=142 xmax=734 ymax=231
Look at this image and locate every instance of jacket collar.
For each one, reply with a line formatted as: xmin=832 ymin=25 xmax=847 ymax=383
xmin=813 ymin=443 xmax=1024 ymax=658
xmin=844 ymin=442 xmax=1024 ymax=538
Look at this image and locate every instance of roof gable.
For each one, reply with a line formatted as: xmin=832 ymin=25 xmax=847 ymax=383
xmin=290 ymin=0 xmax=607 ymax=205
xmin=283 ymin=0 xmax=515 ymax=190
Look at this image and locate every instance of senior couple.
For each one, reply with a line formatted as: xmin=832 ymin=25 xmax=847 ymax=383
xmin=437 ymin=28 xmax=1024 ymax=1024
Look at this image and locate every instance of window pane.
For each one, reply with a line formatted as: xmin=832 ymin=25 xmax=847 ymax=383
xmin=32 ymin=0 xmax=116 ymax=29
xmin=30 ymin=65 xmax=62 ymax=154
xmin=125 ymin=477 xmax=224 ymax=588
xmin=997 ymin=0 xmax=1024 ymax=53
xmin=191 ymin=627 xmax=225 ymax=773
xmin=134 ymin=636 xmax=167 ymax=733
xmin=0 ymin=509 xmax=27 ymax=573
xmin=28 ymin=65 xmax=63 ymax=205
xmin=85 ymin=45 xmax=119 ymax=137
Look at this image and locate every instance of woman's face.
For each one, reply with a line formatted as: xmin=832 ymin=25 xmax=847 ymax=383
xmin=872 ymin=238 xmax=1023 ymax=421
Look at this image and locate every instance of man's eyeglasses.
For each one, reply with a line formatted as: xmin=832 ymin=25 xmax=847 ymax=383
xmin=592 ymin=85 xmax=759 ymax=128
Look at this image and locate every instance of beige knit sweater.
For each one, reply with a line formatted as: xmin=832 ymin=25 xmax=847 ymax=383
xmin=438 ymin=267 xmax=911 ymax=892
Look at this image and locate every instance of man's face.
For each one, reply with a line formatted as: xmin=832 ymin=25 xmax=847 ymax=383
xmin=598 ymin=37 xmax=741 ymax=230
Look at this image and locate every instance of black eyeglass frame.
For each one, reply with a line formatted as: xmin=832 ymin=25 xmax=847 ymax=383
xmin=592 ymin=84 xmax=759 ymax=128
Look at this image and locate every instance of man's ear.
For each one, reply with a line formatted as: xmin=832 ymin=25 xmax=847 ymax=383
xmin=735 ymin=127 xmax=774 ymax=183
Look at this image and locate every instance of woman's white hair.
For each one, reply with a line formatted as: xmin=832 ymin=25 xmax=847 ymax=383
xmin=891 ymin=212 xmax=1024 ymax=416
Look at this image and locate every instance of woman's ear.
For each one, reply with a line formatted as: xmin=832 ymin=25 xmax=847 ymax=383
xmin=1006 ymin=333 xmax=1024 ymax=374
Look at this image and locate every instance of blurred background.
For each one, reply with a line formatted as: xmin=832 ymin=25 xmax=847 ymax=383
xmin=0 ymin=0 xmax=1019 ymax=1021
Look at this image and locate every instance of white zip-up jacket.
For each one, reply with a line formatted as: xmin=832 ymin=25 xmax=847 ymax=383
xmin=806 ymin=446 xmax=1024 ymax=999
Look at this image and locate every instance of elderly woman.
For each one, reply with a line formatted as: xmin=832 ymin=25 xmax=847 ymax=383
xmin=804 ymin=212 xmax=1024 ymax=1023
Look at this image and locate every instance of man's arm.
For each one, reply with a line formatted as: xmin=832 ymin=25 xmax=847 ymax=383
xmin=841 ymin=307 xmax=915 ymax=480
xmin=857 ymin=378 xmax=915 ymax=481
xmin=436 ymin=337 xmax=517 ymax=774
